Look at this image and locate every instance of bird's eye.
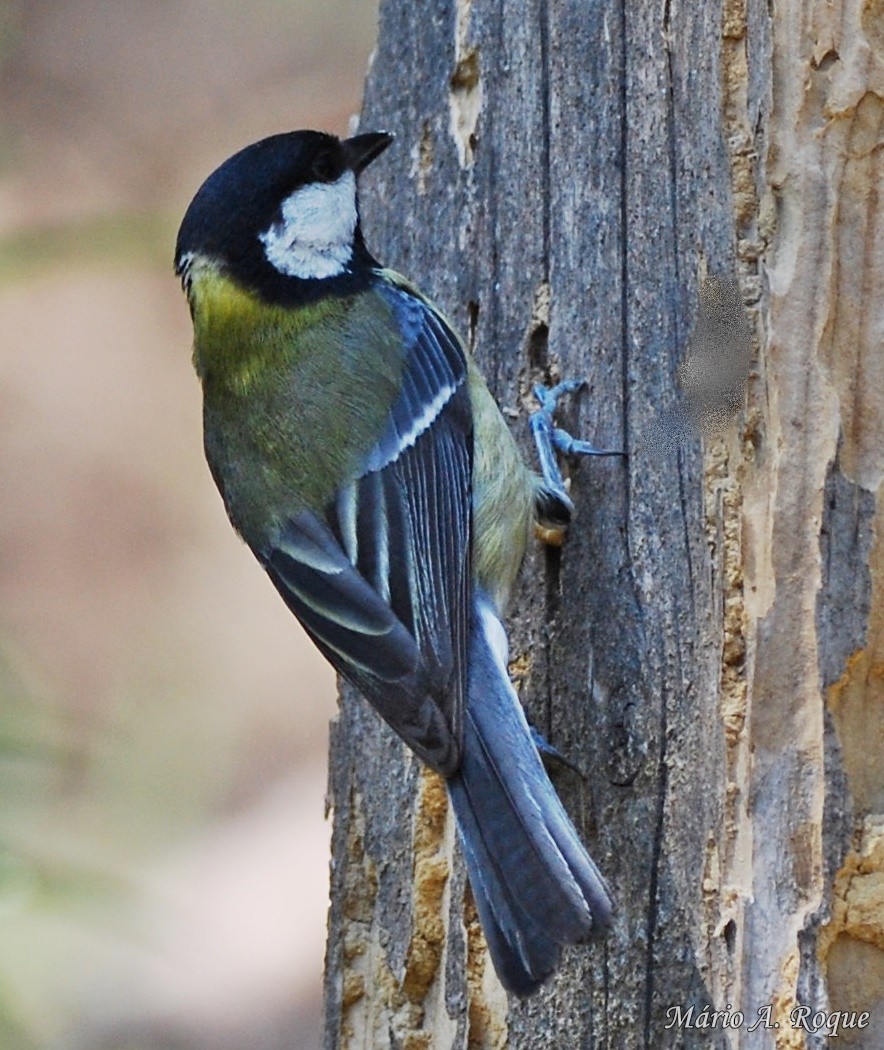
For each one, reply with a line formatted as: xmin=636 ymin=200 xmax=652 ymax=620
xmin=311 ymin=153 xmax=338 ymax=182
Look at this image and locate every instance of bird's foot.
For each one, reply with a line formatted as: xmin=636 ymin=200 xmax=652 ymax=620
xmin=530 ymin=726 xmax=585 ymax=779
xmin=530 ymin=381 xmax=625 ymax=545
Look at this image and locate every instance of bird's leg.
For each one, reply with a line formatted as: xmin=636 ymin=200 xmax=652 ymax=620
xmin=530 ymin=380 xmax=625 ymax=546
xmin=530 ymin=725 xmax=585 ymax=779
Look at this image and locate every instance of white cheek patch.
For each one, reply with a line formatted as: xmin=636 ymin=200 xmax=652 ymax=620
xmin=259 ymin=170 xmax=358 ymax=280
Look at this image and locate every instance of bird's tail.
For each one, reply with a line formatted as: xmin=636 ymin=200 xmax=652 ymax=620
xmin=447 ymin=595 xmax=613 ymax=996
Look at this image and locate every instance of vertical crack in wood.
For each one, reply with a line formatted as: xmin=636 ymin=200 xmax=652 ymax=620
xmin=538 ymin=0 xmax=552 ymax=277
xmin=677 ymin=445 xmax=698 ymax=622
xmin=617 ymin=0 xmax=631 ymax=471
xmin=482 ymin=0 xmax=503 ymax=394
xmin=538 ymin=0 xmax=559 ymax=742
xmin=643 ymin=684 xmax=669 ymax=1050
xmin=644 ymin=0 xmax=687 ymax=1041
xmin=663 ymin=0 xmax=683 ymax=353
xmin=612 ymin=0 xmax=665 ymax=1044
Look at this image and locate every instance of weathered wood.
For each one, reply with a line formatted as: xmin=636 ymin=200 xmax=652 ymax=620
xmin=323 ymin=0 xmax=883 ymax=1046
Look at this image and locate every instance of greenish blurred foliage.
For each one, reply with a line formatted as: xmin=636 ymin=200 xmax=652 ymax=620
xmin=0 ymin=647 xmax=69 ymax=1047
xmin=0 ymin=213 xmax=177 ymax=286
xmin=0 ymin=8 xmax=49 ymax=1039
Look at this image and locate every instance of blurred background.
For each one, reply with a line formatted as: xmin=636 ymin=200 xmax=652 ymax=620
xmin=0 ymin=1 xmax=378 ymax=1046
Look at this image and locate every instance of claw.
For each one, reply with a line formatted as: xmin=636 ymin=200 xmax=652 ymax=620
xmin=530 ymin=726 xmax=585 ymax=779
xmin=552 ymin=428 xmax=625 ymax=458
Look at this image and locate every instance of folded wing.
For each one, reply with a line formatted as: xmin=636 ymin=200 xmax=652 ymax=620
xmin=261 ymin=280 xmax=473 ymax=774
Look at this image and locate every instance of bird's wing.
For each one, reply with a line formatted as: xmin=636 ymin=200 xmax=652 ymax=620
xmin=262 ymin=280 xmax=472 ymax=774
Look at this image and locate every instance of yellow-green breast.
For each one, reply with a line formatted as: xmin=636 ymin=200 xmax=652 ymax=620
xmin=189 ymin=269 xmax=403 ymax=548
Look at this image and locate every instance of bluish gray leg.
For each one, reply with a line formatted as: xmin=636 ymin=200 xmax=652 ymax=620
xmin=530 ymin=381 xmax=625 ymax=514
xmin=530 ymin=725 xmax=585 ymax=778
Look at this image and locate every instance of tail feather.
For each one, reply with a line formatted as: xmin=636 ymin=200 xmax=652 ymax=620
xmin=451 ymin=773 xmax=565 ymax=996
xmin=447 ymin=595 xmax=613 ymax=995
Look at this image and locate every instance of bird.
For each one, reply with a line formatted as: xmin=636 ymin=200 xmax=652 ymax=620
xmin=175 ymin=128 xmax=615 ymax=996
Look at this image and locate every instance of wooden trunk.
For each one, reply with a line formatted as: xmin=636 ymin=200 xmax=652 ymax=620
xmin=323 ymin=0 xmax=883 ymax=1045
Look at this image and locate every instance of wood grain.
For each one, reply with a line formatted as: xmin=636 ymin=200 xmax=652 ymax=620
xmin=322 ymin=0 xmax=883 ymax=1045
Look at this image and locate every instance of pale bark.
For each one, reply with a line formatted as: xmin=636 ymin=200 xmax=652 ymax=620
xmin=323 ymin=0 xmax=884 ymax=1046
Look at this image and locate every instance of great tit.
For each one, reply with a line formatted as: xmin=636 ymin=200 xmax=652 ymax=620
xmin=175 ymin=129 xmax=614 ymax=996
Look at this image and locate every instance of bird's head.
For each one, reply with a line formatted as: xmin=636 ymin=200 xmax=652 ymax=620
xmin=175 ymin=129 xmax=393 ymax=297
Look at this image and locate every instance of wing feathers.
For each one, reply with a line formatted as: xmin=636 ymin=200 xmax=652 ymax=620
xmin=360 ymin=284 xmax=467 ymax=473
xmin=335 ymin=482 xmax=359 ymax=566
xmin=262 ymin=284 xmax=472 ymax=774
